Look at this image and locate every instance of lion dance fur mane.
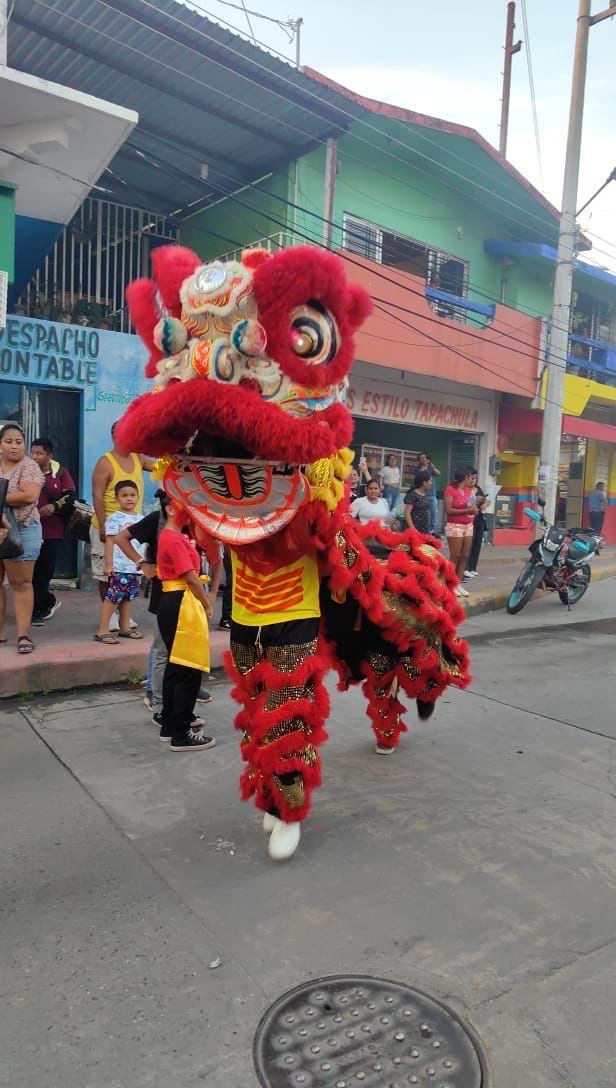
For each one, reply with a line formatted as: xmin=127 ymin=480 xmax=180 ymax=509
xmin=117 ymin=243 xmax=470 ymax=825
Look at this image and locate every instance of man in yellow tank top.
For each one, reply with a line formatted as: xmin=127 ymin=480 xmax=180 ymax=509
xmin=90 ymin=422 xmax=155 ymax=602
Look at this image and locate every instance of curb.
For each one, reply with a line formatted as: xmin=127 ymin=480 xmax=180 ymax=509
xmin=1 ymin=630 xmax=231 ymax=701
xmin=4 ymin=566 xmax=616 ymax=699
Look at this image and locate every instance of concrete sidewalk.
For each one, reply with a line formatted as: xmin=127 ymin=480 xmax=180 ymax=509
xmin=0 ymin=592 xmax=232 ymax=699
xmin=2 ymin=545 xmax=616 ymax=698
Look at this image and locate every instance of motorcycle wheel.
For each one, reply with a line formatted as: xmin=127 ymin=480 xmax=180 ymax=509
xmin=507 ymin=562 xmax=544 ymax=614
xmin=559 ymin=563 xmax=591 ymax=605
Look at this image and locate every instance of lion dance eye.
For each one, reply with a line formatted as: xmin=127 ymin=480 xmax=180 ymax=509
xmin=290 ymin=301 xmax=338 ymax=365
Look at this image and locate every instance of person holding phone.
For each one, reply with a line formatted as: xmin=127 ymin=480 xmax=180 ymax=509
xmin=379 ymin=453 xmax=401 ymax=511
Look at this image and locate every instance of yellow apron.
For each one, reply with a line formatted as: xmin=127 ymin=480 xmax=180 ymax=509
xmin=162 ymin=576 xmax=210 ymax=672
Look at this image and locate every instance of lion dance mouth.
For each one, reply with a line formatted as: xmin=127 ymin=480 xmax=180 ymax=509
xmin=115 ymin=244 xmax=369 ymax=543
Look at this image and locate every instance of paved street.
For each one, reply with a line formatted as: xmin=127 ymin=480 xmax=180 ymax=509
xmin=3 ymin=581 xmax=616 ymax=1088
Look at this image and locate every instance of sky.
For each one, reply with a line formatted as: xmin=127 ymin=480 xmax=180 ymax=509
xmin=190 ymin=0 xmax=616 ymax=270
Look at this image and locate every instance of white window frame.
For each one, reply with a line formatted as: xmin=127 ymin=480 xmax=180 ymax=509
xmin=342 ymin=213 xmax=383 ymax=263
xmin=342 ymin=212 xmax=468 ymax=300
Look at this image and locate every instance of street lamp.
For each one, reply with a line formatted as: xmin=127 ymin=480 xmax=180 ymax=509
xmin=538 ymin=0 xmax=616 ymax=522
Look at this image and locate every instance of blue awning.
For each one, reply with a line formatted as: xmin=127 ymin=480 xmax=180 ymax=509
xmin=484 ymin=239 xmax=616 ymax=290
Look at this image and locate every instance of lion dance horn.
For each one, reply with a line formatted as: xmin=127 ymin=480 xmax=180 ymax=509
xmin=126 ymin=244 xmax=201 ymax=378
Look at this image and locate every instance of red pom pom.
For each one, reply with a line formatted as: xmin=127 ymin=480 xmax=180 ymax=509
xmin=241 ymin=248 xmax=271 ymax=271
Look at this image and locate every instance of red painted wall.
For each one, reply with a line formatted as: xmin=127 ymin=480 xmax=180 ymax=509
xmin=342 ymin=253 xmax=542 ymax=396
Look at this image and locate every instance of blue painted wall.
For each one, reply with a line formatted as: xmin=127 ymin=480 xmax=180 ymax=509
xmin=0 ymin=315 xmax=155 ymax=507
xmin=8 ymin=216 xmax=66 ymax=305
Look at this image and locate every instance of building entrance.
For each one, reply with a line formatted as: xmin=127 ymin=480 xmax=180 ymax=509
xmin=1 ymin=383 xmax=80 ymax=577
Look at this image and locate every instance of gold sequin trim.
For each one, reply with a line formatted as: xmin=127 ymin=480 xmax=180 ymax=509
xmin=379 ymin=727 xmax=396 ymax=739
xmin=335 ymin=529 xmax=359 ymax=569
xmin=265 ymin=683 xmax=313 ymax=711
xmin=280 ymin=744 xmax=317 ymax=768
xmin=419 ymin=543 xmax=440 ymax=560
xmin=265 ymin=639 xmax=317 ymax=673
xmin=260 ymin=717 xmax=305 ymax=745
xmin=272 ymin=773 xmax=305 ymax=810
xmin=366 ymin=651 xmax=394 ymax=678
xmin=231 ymin=641 xmax=262 ymax=674
xmin=400 ymin=657 xmax=422 ymax=680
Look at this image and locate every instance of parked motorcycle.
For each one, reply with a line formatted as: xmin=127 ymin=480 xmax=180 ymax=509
xmin=506 ymin=502 xmax=602 ymax=615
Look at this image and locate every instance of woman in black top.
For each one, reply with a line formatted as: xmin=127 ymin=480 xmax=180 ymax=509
xmin=404 ymin=469 xmax=433 ymax=535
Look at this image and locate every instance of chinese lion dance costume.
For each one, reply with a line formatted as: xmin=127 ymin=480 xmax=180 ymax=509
xmin=117 ymin=244 xmax=470 ymax=860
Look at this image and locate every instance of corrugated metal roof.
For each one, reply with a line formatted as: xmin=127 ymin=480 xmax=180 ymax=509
xmin=7 ymin=0 xmax=363 ymax=219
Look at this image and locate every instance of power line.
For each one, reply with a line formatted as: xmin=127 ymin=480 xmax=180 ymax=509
xmin=2 ymin=144 xmax=582 ymax=415
xmin=1 ymin=132 xmax=556 ymax=396
xmin=520 ymin=0 xmax=545 ymax=192
xmin=180 ymin=0 xmax=298 ymax=57
xmin=158 ymin=0 xmax=557 ymax=232
xmin=12 ymin=3 xmax=616 ymax=384
xmin=191 ymin=0 xmax=293 ymax=32
xmin=124 ymin=135 xmax=563 ymax=369
xmin=99 ymin=0 xmax=616 ymax=272
xmin=131 ymin=144 xmax=579 ymax=393
xmin=31 ymin=0 xmax=616 ymax=273
xmin=0 ymin=144 xmax=115 ymax=194
xmin=91 ymin=0 xmax=561 ymax=240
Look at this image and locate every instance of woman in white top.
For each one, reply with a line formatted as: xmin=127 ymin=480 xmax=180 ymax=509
xmin=379 ymin=454 xmax=401 ymax=511
xmin=350 ymin=479 xmax=394 ymax=527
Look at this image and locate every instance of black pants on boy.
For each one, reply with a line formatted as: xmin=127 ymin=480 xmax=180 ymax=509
xmin=32 ymin=539 xmax=62 ymax=616
xmin=158 ymin=590 xmax=201 ymax=740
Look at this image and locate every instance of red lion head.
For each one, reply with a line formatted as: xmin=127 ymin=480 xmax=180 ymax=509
xmin=116 ymin=244 xmax=372 ymax=543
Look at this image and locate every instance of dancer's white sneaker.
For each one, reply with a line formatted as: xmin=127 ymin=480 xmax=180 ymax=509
xmin=268 ymin=818 xmax=301 ymax=861
xmin=262 ymin=812 xmax=277 ymax=834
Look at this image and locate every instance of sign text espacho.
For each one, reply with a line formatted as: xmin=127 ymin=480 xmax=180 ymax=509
xmin=0 ymin=318 xmax=99 ymax=387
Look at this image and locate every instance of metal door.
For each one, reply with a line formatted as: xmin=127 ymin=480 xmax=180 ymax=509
xmin=34 ymin=387 xmax=81 ymax=578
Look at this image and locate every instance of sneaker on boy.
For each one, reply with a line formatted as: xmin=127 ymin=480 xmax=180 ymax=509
xmin=169 ymin=728 xmax=216 ymax=752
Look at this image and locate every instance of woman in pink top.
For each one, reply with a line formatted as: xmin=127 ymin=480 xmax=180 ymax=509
xmin=443 ymin=468 xmax=478 ymax=598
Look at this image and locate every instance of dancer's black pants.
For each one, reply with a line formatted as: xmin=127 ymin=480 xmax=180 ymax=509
xmin=158 ymin=590 xmax=201 ymax=739
xmin=221 ymin=548 xmax=233 ymax=624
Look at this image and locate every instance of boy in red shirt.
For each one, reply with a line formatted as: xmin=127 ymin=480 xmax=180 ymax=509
xmin=156 ymin=503 xmax=216 ymax=752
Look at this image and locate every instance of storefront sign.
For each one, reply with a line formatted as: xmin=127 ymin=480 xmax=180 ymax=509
xmin=346 ymin=375 xmax=492 ymax=432
xmin=0 ymin=314 xmax=149 ymax=503
xmin=0 ymin=318 xmax=100 ymax=389
xmin=0 ymin=315 xmax=148 ymax=415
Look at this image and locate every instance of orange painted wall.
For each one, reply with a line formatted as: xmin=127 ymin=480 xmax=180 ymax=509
xmin=343 ymin=253 xmax=542 ymax=397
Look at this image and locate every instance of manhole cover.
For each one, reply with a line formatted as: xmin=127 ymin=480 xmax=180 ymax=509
xmin=253 ymin=975 xmax=486 ymax=1088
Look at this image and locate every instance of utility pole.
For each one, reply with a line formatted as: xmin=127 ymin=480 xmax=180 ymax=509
xmin=539 ymin=0 xmax=616 ymax=522
xmin=294 ymin=16 xmax=303 ymax=68
xmin=1 ymin=0 xmax=8 ymax=66
xmin=499 ymin=2 xmax=522 ymax=158
xmin=322 ymin=138 xmax=337 ymax=248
